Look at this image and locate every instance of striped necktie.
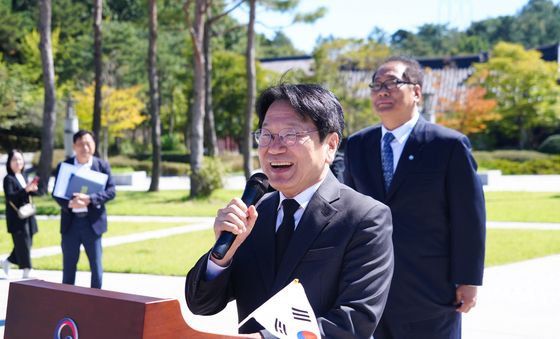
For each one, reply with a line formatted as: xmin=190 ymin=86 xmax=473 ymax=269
xmin=382 ymin=132 xmax=395 ymax=192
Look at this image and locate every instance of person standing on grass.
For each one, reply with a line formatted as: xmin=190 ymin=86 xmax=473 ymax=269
xmin=344 ymin=56 xmax=486 ymax=339
xmin=2 ymin=149 xmax=39 ymax=279
xmin=52 ymin=130 xmax=116 ymax=289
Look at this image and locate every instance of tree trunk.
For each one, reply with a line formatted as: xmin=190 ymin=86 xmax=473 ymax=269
xmin=148 ymin=0 xmax=161 ymax=192
xmin=203 ymin=20 xmax=218 ymax=157
xmin=37 ymin=0 xmax=56 ymax=195
xmin=92 ymin=0 xmax=103 ymax=149
xmin=188 ymin=0 xmax=208 ymax=197
xmin=242 ymin=0 xmax=256 ymax=180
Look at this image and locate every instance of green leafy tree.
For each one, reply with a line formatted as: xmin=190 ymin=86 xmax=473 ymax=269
xmin=74 ymin=84 xmax=147 ymax=156
xmin=470 ymin=42 xmax=560 ymax=149
xmin=312 ymin=38 xmax=389 ymax=134
xmin=240 ymin=0 xmax=326 ymax=179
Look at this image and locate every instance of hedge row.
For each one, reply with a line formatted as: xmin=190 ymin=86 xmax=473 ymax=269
xmin=474 ymin=151 xmax=560 ymax=174
xmin=109 ymin=155 xmax=190 ymax=176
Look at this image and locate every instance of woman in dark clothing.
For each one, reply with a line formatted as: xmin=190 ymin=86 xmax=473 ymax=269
xmin=2 ymin=150 xmax=39 ymax=278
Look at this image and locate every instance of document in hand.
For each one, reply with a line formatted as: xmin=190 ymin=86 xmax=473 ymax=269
xmin=53 ymin=162 xmax=108 ymax=199
xmin=238 ymin=279 xmax=320 ymax=339
xmin=65 ymin=172 xmax=107 ymax=198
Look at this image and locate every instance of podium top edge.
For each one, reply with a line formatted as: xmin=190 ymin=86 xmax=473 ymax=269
xmin=9 ymin=279 xmax=173 ymax=303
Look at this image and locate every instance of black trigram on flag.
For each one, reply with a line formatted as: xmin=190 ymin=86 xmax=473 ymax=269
xmin=275 ymin=318 xmax=287 ymax=335
xmin=292 ymin=307 xmax=312 ymax=322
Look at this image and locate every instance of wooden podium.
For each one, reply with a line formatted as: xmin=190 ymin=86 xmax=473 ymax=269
xmin=4 ymin=279 xmax=248 ymax=339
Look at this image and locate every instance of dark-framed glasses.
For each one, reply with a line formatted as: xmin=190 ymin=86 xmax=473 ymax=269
xmin=253 ymin=128 xmax=319 ymax=147
xmin=368 ymin=78 xmax=415 ymax=92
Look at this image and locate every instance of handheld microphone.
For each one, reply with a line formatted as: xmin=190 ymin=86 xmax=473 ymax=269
xmin=211 ymin=172 xmax=270 ymax=260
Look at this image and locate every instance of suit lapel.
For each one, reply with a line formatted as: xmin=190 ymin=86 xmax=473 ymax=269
xmin=272 ymin=173 xmax=339 ymax=293
xmin=365 ymin=127 xmax=386 ymax=201
xmin=386 ymin=118 xmax=428 ymax=201
xmin=90 ymin=157 xmax=100 ymax=172
xmin=251 ymin=193 xmax=280 ymax=292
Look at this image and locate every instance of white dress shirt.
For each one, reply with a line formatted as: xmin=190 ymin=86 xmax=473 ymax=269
xmin=381 ymin=113 xmax=420 ymax=172
xmin=206 ymin=178 xmax=326 ymax=279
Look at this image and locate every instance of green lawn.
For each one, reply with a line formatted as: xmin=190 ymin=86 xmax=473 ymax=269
xmin=31 ymin=228 xmax=216 ymax=276
xmin=2 ymin=189 xmax=560 ymax=276
xmin=1 ymin=190 xmax=558 ymax=221
xmin=0 ymin=219 xmax=188 ymax=254
xmin=28 ymin=227 xmax=560 ymax=276
xmin=485 ymin=229 xmax=560 ymax=266
xmin=485 ymin=191 xmax=560 ymax=223
xmin=0 ymin=189 xmax=243 ymax=217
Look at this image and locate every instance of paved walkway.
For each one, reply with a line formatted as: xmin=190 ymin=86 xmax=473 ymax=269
xmin=2 ymin=218 xmax=560 ymax=337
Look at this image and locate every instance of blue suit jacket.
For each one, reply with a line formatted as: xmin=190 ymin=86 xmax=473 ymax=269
xmin=344 ymin=117 xmax=486 ymax=321
xmin=53 ymin=157 xmax=116 ymax=236
xmin=186 ymin=172 xmax=394 ymax=338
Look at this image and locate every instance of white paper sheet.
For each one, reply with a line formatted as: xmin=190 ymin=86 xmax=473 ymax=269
xmin=53 ymin=163 xmax=108 ymax=199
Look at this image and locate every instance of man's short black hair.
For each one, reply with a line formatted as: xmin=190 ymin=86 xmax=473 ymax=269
xmin=255 ymin=84 xmax=345 ymax=142
xmin=73 ymin=130 xmax=95 ymax=144
xmin=372 ymin=55 xmax=424 ymax=88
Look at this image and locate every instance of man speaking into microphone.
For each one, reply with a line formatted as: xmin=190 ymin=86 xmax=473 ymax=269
xmin=185 ymin=84 xmax=394 ymax=338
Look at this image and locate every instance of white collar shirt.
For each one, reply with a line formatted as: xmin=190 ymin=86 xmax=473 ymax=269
xmin=275 ymin=178 xmax=324 ymax=231
xmin=381 ymin=112 xmax=420 ymax=171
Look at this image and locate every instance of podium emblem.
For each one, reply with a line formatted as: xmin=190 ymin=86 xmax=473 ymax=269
xmin=54 ymin=317 xmax=79 ymax=339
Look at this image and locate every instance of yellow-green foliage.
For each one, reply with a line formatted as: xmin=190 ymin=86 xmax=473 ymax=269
xmin=74 ymin=84 xmax=147 ymax=137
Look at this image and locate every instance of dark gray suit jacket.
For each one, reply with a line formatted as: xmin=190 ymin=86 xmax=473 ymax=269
xmin=185 ymin=172 xmax=394 ymax=338
xmin=344 ymin=117 xmax=486 ymax=322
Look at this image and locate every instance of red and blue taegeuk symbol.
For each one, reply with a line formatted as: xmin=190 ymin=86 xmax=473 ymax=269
xmin=54 ymin=317 xmax=79 ymax=339
xmin=297 ymin=331 xmax=317 ymax=339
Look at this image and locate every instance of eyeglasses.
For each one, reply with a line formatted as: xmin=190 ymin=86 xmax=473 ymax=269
xmin=253 ymin=128 xmax=319 ymax=147
xmin=368 ymin=78 xmax=415 ymax=92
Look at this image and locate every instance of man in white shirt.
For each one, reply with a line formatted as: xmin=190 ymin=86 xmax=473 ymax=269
xmin=52 ymin=130 xmax=116 ymax=289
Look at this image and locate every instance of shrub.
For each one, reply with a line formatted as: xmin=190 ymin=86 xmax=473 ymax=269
xmin=477 ymin=156 xmax=560 ymax=174
xmin=109 ymin=155 xmax=190 ymax=176
xmin=132 ymin=151 xmax=190 ymax=163
xmin=161 ymin=161 xmax=190 ymax=176
xmin=473 ymin=150 xmax=548 ymax=163
xmin=161 ymin=134 xmax=186 ymax=152
xmin=538 ymin=135 xmax=560 ymax=154
xmin=190 ymin=157 xmax=225 ymax=196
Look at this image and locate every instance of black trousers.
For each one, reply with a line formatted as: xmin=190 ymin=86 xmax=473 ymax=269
xmin=7 ymin=220 xmax=33 ymax=269
xmin=374 ymin=311 xmax=462 ymax=339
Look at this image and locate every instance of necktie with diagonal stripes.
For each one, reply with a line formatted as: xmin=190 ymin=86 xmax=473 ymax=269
xmin=382 ymin=132 xmax=395 ymax=192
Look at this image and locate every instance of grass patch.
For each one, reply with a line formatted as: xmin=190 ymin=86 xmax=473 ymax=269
xmin=0 ymin=189 xmax=243 ymax=217
xmin=0 ymin=219 xmax=187 ymax=254
xmin=2 ymin=190 xmax=558 ymax=221
xmin=486 ymin=229 xmax=560 ymax=266
xmin=28 ymin=227 xmax=560 ymax=276
xmin=32 ymin=229 xmax=215 ymax=276
xmin=106 ymin=189 xmax=242 ymax=216
xmin=484 ymin=192 xmax=560 ymax=223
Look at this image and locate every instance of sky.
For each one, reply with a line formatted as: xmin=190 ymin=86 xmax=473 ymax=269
xmin=231 ymin=0 xmax=546 ymax=54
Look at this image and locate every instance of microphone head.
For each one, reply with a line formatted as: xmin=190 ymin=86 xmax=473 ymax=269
xmin=241 ymin=172 xmax=270 ymax=206
xmin=248 ymin=172 xmax=269 ymax=188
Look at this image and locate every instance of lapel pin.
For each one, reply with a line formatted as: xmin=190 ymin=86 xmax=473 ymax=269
xmin=408 ymin=155 xmax=414 ymax=160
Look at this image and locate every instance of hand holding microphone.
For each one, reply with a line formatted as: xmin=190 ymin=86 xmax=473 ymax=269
xmin=211 ymin=173 xmax=269 ymax=261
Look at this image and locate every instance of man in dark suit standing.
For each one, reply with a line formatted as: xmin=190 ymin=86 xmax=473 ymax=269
xmin=344 ymin=56 xmax=486 ymax=339
xmin=53 ymin=130 xmax=116 ymax=289
xmin=186 ymin=84 xmax=394 ymax=338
